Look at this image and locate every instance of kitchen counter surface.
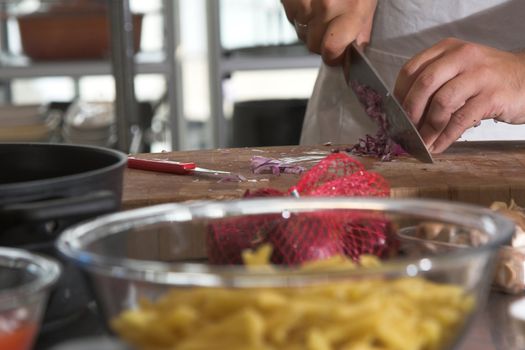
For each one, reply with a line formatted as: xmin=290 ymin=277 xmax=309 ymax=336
xmin=123 ymin=141 xmax=525 ymax=209
xmin=122 ymin=142 xmax=525 ymax=350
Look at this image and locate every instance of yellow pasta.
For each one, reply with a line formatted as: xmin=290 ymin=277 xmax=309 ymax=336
xmin=242 ymin=244 xmax=274 ymax=267
xmin=112 ymin=246 xmax=474 ymax=350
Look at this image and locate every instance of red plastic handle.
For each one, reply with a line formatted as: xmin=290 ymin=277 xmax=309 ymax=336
xmin=127 ymin=157 xmax=196 ymax=175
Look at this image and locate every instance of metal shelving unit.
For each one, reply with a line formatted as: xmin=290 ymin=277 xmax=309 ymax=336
xmin=221 ymin=53 xmax=321 ymax=74
xmin=0 ymin=0 xmax=185 ymax=152
xmin=0 ymin=52 xmax=170 ymax=78
xmin=220 ymin=44 xmax=320 ymax=74
xmin=205 ymin=0 xmax=321 ymax=148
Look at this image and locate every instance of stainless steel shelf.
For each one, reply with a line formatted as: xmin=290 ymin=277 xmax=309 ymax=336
xmin=220 ymin=44 xmax=320 ymax=74
xmin=221 ymin=54 xmax=320 ymax=74
xmin=206 ymin=0 xmax=320 ymax=148
xmin=0 ymin=51 xmax=170 ymax=79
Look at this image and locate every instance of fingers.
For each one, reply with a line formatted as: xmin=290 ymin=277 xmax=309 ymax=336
xmin=316 ymin=1 xmax=377 ymax=65
xmin=398 ymin=42 xmax=477 ymax=130
xmin=282 ymin=0 xmax=376 ymax=66
xmin=394 ymin=53 xmax=444 ymax=110
xmin=394 ymin=39 xmax=457 ymax=111
xmin=295 ymin=21 xmax=309 ymax=42
xmin=355 ymin=8 xmax=374 ymax=46
xmin=319 ymin=14 xmax=364 ymax=65
xmin=281 ymin=0 xmax=312 ymax=24
xmin=402 ymin=59 xmax=462 ymax=127
xmin=430 ymin=94 xmax=493 ymax=153
xmin=281 ymin=0 xmax=312 ymax=42
xmin=418 ymin=75 xmax=482 ymax=148
xmin=305 ymin=1 xmax=357 ymax=57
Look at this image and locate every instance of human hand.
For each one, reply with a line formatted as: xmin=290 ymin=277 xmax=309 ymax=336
xmin=395 ymin=38 xmax=525 ymax=153
xmin=281 ymin=0 xmax=377 ymax=65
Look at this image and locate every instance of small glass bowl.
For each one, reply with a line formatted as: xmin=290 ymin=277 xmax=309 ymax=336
xmin=0 ymin=247 xmax=61 ymax=350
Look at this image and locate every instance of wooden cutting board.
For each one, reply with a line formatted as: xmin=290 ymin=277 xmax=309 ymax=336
xmin=123 ymin=141 xmax=525 ymax=209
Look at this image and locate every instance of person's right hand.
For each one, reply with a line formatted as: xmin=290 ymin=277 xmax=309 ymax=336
xmin=281 ymin=0 xmax=378 ymax=66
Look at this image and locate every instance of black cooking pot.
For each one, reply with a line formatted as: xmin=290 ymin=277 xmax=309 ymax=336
xmin=0 ymin=142 xmax=127 ymax=332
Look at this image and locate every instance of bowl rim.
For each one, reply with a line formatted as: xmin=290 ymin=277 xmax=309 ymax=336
xmin=0 ymin=247 xmax=61 ymax=310
xmin=56 ymin=197 xmax=515 ymax=287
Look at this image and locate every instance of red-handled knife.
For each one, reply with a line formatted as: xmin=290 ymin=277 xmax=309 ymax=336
xmin=127 ymin=156 xmax=246 ymax=181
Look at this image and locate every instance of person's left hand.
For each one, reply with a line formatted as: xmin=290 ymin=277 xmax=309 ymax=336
xmin=394 ymin=38 xmax=525 ymax=153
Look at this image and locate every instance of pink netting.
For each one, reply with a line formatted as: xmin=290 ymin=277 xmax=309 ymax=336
xmin=293 ymin=153 xmax=366 ymax=195
xmin=207 ymin=153 xmax=397 ymax=265
xmin=207 ymin=214 xmax=281 ymax=265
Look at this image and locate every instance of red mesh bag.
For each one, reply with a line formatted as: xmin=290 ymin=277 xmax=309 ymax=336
xmin=207 ymin=188 xmax=285 ymax=264
xmin=206 ymin=153 xmax=397 ymax=265
xmin=207 ymin=214 xmax=281 ymax=264
xmin=265 ymin=210 xmax=396 ymax=265
xmin=341 ymin=214 xmax=396 ymax=259
xmin=269 ymin=212 xmax=346 ymax=265
xmin=293 ymin=153 xmax=366 ymax=195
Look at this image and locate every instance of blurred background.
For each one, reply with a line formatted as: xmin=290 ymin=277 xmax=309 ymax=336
xmin=0 ymin=0 xmax=321 ymax=153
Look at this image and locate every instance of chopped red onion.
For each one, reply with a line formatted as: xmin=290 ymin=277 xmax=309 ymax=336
xmin=251 ymin=156 xmax=306 ymax=175
xmin=350 ymin=81 xmax=407 ymax=161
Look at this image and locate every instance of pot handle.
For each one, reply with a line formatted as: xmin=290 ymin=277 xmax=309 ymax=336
xmin=0 ymin=190 xmax=119 ymax=225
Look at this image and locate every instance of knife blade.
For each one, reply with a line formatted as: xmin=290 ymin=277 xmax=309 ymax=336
xmin=127 ymin=156 xmax=246 ymax=181
xmin=345 ymin=43 xmax=434 ymax=163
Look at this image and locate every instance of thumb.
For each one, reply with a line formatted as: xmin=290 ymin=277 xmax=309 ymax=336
xmin=355 ymin=13 xmax=374 ymax=47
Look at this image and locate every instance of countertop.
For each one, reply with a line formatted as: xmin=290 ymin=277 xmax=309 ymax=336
xmin=120 ymin=142 xmax=525 ymax=350
xmin=123 ymin=141 xmax=525 ymax=209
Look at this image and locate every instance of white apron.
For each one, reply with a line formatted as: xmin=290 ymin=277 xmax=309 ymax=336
xmin=300 ymin=0 xmax=525 ymax=145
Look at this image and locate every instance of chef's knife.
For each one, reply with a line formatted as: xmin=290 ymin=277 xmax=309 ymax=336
xmin=345 ymin=43 xmax=434 ymax=163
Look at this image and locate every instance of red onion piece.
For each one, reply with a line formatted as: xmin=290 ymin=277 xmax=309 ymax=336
xmin=251 ymin=156 xmax=306 ymax=175
xmin=350 ymin=81 xmax=408 ymax=161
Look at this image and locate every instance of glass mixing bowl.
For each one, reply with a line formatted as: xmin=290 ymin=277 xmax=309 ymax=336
xmin=0 ymin=247 xmax=61 ymax=350
xmin=56 ymin=198 xmax=514 ymax=350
